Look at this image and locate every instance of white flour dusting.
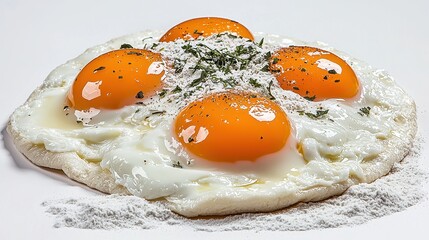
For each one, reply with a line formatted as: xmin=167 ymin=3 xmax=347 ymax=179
xmin=42 ymin=137 xmax=427 ymax=231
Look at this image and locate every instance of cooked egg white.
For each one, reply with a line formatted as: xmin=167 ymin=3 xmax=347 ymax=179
xmin=9 ymin=31 xmax=412 ymax=214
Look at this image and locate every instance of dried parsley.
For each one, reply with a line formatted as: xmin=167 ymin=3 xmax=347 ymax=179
xmin=172 ymin=161 xmax=183 ymax=168
xmin=135 ymin=91 xmax=144 ymax=99
xmin=93 ymin=66 xmax=105 ymax=73
xmin=303 ymin=95 xmax=316 ymax=101
xmin=267 ymin=80 xmax=276 ymax=100
xmin=120 ymin=43 xmax=133 ymax=49
xmin=358 ymin=106 xmax=371 ymax=116
xmin=171 ymin=85 xmax=182 ymax=93
xmin=249 ymin=78 xmax=262 ymax=88
xmin=298 ymin=109 xmax=329 ymax=119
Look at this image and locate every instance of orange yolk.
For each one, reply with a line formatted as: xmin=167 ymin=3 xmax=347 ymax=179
xmin=270 ymin=46 xmax=359 ymax=101
xmin=174 ymin=92 xmax=290 ymax=163
xmin=67 ymin=49 xmax=164 ymax=110
xmin=160 ymin=17 xmax=254 ymax=42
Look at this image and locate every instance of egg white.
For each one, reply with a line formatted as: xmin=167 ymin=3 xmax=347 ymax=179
xmin=8 ymin=31 xmax=416 ymax=216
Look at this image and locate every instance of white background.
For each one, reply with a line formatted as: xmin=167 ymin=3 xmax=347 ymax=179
xmin=1 ymin=0 xmax=428 ymax=239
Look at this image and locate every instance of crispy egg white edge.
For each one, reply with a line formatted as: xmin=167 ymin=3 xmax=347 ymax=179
xmin=7 ymin=31 xmax=417 ymax=217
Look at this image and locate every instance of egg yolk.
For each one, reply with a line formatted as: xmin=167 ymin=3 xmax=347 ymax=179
xmin=269 ymin=46 xmax=359 ymax=101
xmin=67 ymin=49 xmax=164 ymax=110
xmin=160 ymin=17 xmax=254 ymax=42
xmin=174 ymin=92 xmax=290 ymax=163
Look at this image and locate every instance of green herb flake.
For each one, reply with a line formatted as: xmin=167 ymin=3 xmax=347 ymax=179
xmin=158 ymin=89 xmax=168 ymax=98
xmin=149 ymin=110 xmax=166 ymax=115
xmin=193 ymin=29 xmax=204 ymax=35
xmin=358 ymin=106 xmax=371 ymax=116
xmin=135 ymin=91 xmax=144 ymax=99
xmin=173 ymin=59 xmax=185 ymax=73
xmin=150 ymin=43 xmax=159 ymax=49
xmin=267 ymin=80 xmax=276 ymax=100
xmin=272 ymin=57 xmax=279 ymax=64
xmin=257 ymin=38 xmax=264 ymax=47
xmin=93 ymin=66 xmax=105 ymax=73
xmin=261 ymin=64 xmax=270 ymax=72
xmin=264 ymin=51 xmax=272 ymax=60
xmin=171 ymin=85 xmax=182 ymax=93
xmin=298 ymin=109 xmax=329 ymax=119
xmin=304 ymin=95 xmax=316 ymax=101
xmin=249 ymin=78 xmax=262 ymax=88
xmin=328 ymin=69 xmax=337 ymax=74
xmin=172 ymin=161 xmax=183 ymax=168
xmin=120 ymin=43 xmax=133 ymax=49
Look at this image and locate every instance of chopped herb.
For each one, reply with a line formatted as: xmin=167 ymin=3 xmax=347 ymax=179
xmin=267 ymin=80 xmax=276 ymax=100
xmin=135 ymin=91 xmax=144 ymax=99
xmin=93 ymin=66 xmax=105 ymax=73
xmin=358 ymin=106 xmax=371 ymax=116
xmin=183 ymin=90 xmax=195 ymax=99
xmin=193 ymin=29 xmax=204 ymax=35
xmin=149 ymin=110 xmax=166 ymax=115
xmin=189 ymin=70 xmax=209 ymax=87
xmin=264 ymin=51 xmax=272 ymax=61
xmin=328 ymin=69 xmax=337 ymax=74
xmin=334 ymin=79 xmax=340 ymax=83
xmin=172 ymin=161 xmax=183 ymax=168
xmin=261 ymin=64 xmax=270 ymax=72
xmin=188 ymin=137 xmax=194 ymax=143
xmin=150 ymin=43 xmax=159 ymax=49
xmin=249 ymin=78 xmax=262 ymax=87
xmin=118 ymin=76 xmax=123 ymax=79
xmin=120 ymin=43 xmax=133 ymax=49
xmin=323 ymin=75 xmax=328 ymax=80
xmin=63 ymin=106 xmax=69 ymax=111
xmin=141 ymin=37 xmax=153 ymax=42
xmin=272 ymin=57 xmax=279 ymax=64
xmin=173 ymin=59 xmax=185 ymax=73
xmin=216 ymin=32 xmax=239 ymax=39
xmin=171 ymin=85 xmax=182 ymax=93
xmin=158 ymin=89 xmax=167 ymax=98
xmin=144 ymin=110 xmax=166 ymax=120
xmin=182 ymin=43 xmax=200 ymax=58
xmin=298 ymin=109 xmax=329 ymax=119
xmin=303 ymin=95 xmax=316 ymax=101
xmin=301 ymin=68 xmax=307 ymax=72
xmin=257 ymin=38 xmax=264 ymax=47
xmin=293 ymin=86 xmax=300 ymax=90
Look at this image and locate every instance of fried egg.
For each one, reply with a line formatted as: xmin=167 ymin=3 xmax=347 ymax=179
xmin=8 ymin=18 xmax=416 ymax=217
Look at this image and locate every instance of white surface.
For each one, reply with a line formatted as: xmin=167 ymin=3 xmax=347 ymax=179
xmin=0 ymin=0 xmax=428 ymax=239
